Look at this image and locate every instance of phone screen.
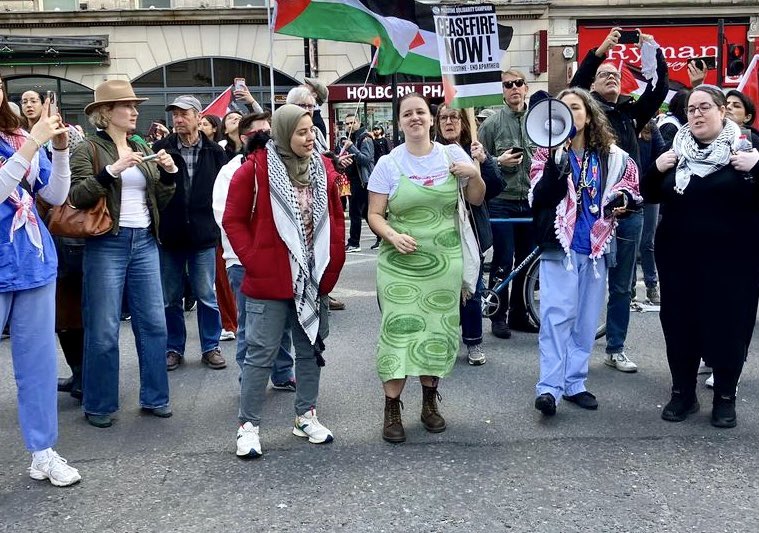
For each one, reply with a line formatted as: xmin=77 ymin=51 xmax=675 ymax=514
xmin=618 ymin=30 xmax=640 ymax=45
xmin=510 ymin=147 xmax=524 ymax=155
xmin=46 ymin=91 xmax=58 ymax=116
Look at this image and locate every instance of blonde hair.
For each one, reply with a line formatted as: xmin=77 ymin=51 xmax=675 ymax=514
xmin=502 ymin=69 xmax=527 ymax=80
xmin=87 ymin=104 xmax=114 ymax=129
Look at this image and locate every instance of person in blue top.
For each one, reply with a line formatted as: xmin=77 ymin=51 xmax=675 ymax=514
xmin=0 ymin=76 xmax=81 ymax=486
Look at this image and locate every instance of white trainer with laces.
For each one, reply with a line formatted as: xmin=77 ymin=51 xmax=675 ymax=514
xmin=236 ymin=422 xmax=262 ymax=458
xmin=293 ymin=409 xmax=334 ymax=444
xmin=29 ymin=449 xmax=81 ymax=487
xmin=604 ymin=352 xmax=638 ymax=373
xmin=220 ymin=329 xmax=236 ymax=341
xmin=466 ymin=344 xmax=486 ymax=366
xmin=705 ymin=373 xmax=714 ymax=388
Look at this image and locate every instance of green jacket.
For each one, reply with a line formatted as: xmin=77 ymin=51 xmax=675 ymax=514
xmin=478 ymin=105 xmax=534 ymax=201
xmin=69 ymin=131 xmax=176 ymax=240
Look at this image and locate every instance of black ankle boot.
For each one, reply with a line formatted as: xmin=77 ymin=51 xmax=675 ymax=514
xmin=711 ymin=395 xmax=737 ymax=428
xmin=421 ymin=385 xmax=446 ymax=433
xmin=661 ymin=390 xmax=699 ymax=422
xmin=383 ymin=396 xmax=405 ymax=443
xmin=58 ymin=366 xmax=82 ymax=400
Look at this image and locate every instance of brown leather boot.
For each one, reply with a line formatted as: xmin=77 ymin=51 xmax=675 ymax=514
xmin=421 ymin=385 xmax=446 ymax=433
xmin=383 ymin=396 xmax=406 ymax=443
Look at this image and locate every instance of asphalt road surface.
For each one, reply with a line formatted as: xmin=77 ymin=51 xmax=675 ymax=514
xmin=1 ymin=225 xmax=758 ymax=532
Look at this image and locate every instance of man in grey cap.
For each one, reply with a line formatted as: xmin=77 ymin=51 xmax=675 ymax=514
xmin=153 ymin=95 xmax=229 ymax=372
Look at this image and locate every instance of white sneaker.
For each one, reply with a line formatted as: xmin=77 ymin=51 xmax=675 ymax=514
xmin=220 ymin=329 xmax=236 ymax=341
xmin=29 ymin=449 xmax=81 ymax=487
xmin=698 ymin=361 xmax=712 ymax=375
xmin=293 ymin=409 xmax=334 ymax=444
xmin=466 ymin=344 xmax=486 ymax=366
xmin=705 ymin=373 xmax=714 ymax=389
xmin=236 ymin=422 xmax=262 ymax=458
xmin=604 ymin=352 xmax=638 ymax=373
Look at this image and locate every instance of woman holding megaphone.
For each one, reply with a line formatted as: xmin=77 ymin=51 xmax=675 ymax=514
xmin=528 ymin=87 xmax=640 ymax=417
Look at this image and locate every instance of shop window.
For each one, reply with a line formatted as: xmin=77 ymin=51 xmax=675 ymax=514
xmin=132 ymin=67 xmax=165 ymax=88
xmin=166 ymin=58 xmax=212 ymax=87
xmin=213 ymin=58 xmax=261 ymax=88
xmin=139 ymin=0 xmax=171 ymax=8
xmin=41 ymin=0 xmax=77 ymax=10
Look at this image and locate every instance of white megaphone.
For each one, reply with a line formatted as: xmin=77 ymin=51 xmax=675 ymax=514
xmin=525 ymin=95 xmax=576 ymax=148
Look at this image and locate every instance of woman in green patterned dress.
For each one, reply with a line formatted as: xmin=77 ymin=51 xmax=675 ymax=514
xmin=367 ymin=93 xmax=485 ymax=443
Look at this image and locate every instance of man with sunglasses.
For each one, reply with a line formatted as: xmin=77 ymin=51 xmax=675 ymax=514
xmin=570 ymin=28 xmax=669 ymax=374
xmin=479 ymin=69 xmax=537 ymax=339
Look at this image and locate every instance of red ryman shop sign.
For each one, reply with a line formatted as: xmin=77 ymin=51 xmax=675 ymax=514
xmin=578 ymin=23 xmax=749 ymax=87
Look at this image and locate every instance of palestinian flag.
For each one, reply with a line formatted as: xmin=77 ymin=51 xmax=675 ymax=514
xmin=273 ymin=0 xmax=514 ymax=77
xmin=202 ymin=86 xmax=248 ymax=118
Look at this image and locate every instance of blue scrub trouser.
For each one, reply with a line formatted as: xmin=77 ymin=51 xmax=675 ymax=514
xmin=0 ymin=282 xmax=58 ymax=451
xmin=536 ymin=253 xmax=607 ymax=402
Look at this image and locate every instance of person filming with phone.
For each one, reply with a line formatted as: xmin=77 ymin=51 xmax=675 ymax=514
xmin=478 ymin=69 xmax=537 ymax=339
xmin=570 ymin=27 xmax=668 ymax=374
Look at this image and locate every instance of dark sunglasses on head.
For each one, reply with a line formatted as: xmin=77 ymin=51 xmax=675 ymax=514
xmin=502 ymin=79 xmax=526 ymax=89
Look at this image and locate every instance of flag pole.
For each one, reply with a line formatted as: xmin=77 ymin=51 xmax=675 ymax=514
xmin=267 ymin=0 xmax=276 ymax=110
xmin=350 ymin=47 xmax=381 ymax=125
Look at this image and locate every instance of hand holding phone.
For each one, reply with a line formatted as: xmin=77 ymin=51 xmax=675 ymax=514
xmin=690 ymin=56 xmax=716 ymax=70
xmin=509 ymin=146 xmax=525 ymax=155
xmin=46 ymin=91 xmax=58 ymax=117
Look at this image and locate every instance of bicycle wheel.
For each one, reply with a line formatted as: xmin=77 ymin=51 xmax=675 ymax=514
xmin=522 ymin=256 xmax=607 ymax=340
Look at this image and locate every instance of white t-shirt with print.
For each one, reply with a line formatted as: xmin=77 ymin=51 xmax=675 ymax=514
xmin=368 ymin=142 xmax=472 ymax=197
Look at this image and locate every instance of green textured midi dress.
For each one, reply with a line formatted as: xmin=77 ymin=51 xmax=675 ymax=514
xmin=376 ymin=169 xmax=463 ymax=382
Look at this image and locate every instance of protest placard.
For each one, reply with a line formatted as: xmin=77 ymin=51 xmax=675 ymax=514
xmin=432 ymin=3 xmax=504 ymax=108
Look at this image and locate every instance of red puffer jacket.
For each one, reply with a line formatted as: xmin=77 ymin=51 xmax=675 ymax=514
xmin=222 ymin=148 xmax=346 ymax=300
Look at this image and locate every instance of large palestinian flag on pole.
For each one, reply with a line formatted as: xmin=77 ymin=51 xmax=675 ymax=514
xmin=273 ymin=0 xmax=513 ymax=77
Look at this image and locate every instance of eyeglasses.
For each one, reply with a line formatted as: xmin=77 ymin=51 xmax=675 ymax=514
xmin=502 ymin=79 xmax=526 ymax=89
xmin=297 ymin=103 xmax=315 ymax=111
xmin=595 ymin=71 xmax=621 ymax=80
xmin=686 ymin=103 xmax=717 ymax=117
xmin=439 ymin=114 xmax=461 ymax=123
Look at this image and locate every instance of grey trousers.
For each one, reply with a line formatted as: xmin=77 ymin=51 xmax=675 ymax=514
xmin=239 ymin=296 xmax=329 ymax=426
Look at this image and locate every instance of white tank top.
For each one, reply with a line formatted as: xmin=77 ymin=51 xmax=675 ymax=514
xmin=119 ymin=166 xmax=151 ymax=228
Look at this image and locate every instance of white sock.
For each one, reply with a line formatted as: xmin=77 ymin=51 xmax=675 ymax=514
xmin=32 ymin=448 xmax=53 ymax=461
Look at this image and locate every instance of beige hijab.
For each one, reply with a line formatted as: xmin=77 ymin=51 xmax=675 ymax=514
xmin=272 ymin=104 xmax=312 ymax=186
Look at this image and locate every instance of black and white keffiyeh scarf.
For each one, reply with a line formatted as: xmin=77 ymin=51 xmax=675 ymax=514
xmin=267 ymin=139 xmax=330 ymax=344
xmin=671 ymin=119 xmax=740 ymax=194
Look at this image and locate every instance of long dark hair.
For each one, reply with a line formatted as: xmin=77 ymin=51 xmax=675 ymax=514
xmin=222 ymin=111 xmax=243 ymax=156
xmin=556 ymin=87 xmax=617 ymax=154
xmin=726 ymin=89 xmax=756 ymax=127
xmin=202 ymin=114 xmax=223 ymax=142
xmin=0 ymin=78 xmax=22 ymax=134
xmin=434 ymin=103 xmax=472 ymax=148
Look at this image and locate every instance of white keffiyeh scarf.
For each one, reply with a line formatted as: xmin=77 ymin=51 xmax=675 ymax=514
xmin=671 ymin=119 xmax=741 ymax=194
xmin=266 ymin=140 xmax=330 ymax=344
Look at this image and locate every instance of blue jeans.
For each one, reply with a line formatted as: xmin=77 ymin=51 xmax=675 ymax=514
xmin=606 ymin=211 xmax=644 ymax=354
xmin=160 ymin=246 xmax=221 ymax=355
xmin=487 ymin=198 xmax=534 ymax=322
xmin=639 ymin=203 xmax=659 ymax=289
xmin=227 ymin=264 xmax=294 ymax=383
xmin=460 ymin=259 xmax=485 ymax=346
xmin=82 ymin=228 xmax=169 ymax=416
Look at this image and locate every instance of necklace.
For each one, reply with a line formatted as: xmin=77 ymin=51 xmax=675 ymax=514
xmin=573 ymin=149 xmax=599 ymax=215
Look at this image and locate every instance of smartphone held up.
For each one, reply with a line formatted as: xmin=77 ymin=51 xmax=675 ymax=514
xmin=46 ymin=91 xmax=58 ymax=117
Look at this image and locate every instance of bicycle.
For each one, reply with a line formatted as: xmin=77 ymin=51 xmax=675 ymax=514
xmin=481 ymin=218 xmax=607 ymax=339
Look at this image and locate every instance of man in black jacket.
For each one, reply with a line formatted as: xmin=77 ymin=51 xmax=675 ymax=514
xmin=153 ymin=95 xmax=228 ymax=372
xmin=570 ymin=28 xmax=668 ymax=374
xmin=342 ymin=113 xmax=375 ymax=253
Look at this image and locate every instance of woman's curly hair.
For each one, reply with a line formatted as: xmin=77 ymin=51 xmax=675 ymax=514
xmin=556 ymin=87 xmax=617 ymax=154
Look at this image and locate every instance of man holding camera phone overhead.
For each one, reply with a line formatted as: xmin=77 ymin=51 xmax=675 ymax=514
xmin=479 ymin=69 xmax=537 ymax=339
xmin=570 ymin=27 xmax=669 ymax=373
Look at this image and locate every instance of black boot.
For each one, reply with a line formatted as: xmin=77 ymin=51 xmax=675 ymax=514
xmin=711 ymin=394 xmax=737 ymax=428
xmin=58 ymin=365 xmax=82 ymax=400
xmin=383 ymin=396 xmax=405 ymax=443
xmin=421 ymin=385 xmax=446 ymax=433
xmin=661 ymin=390 xmax=699 ymax=422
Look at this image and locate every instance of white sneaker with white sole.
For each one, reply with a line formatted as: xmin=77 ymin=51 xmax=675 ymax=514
xmin=293 ymin=409 xmax=334 ymax=444
xmin=466 ymin=344 xmax=486 ymax=366
xmin=28 ymin=449 xmax=81 ymax=487
xmin=236 ymin=422 xmax=262 ymax=458
xmin=220 ymin=329 xmax=236 ymax=341
xmin=604 ymin=352 xmax=638 ymax=373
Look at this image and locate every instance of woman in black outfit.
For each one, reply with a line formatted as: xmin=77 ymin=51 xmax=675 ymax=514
xmin=643 ymin=85 xmax=759 ymax=428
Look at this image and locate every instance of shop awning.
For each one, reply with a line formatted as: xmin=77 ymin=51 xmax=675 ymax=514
xmin=0 ymin=35 xmax=110 ymax=66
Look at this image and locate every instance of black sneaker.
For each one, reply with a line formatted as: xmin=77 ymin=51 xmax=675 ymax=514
xmin=370 ymin=238 xmax=382 ymax=250
xmin=562 ymin=391 xmax=598 ymax=410
xmin=661 ymin=392 xmax=699 ymax=422
xmin=491 ymin=318 xmax=511 ymax=339
xmin=534 ymin=393 xmax=556 ymax=416
xmin=710 ymin=395 xmax=737 ymax=428
xmin=272 ymin=379 xmax=296 ymax=392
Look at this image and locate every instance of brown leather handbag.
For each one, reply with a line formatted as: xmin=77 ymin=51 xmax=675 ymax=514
xmin=47 ymin=140 xmax=113 ymax=238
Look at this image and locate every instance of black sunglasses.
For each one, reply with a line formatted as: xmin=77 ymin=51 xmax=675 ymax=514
xmin=502 ymin=79 xmax=526 ymax=89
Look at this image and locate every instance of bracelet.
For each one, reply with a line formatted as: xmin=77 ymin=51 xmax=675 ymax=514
xmin=52 ymin=145 xmax=69 ymax=152
xmin=28 ymin=135 xmax=43 ymax=150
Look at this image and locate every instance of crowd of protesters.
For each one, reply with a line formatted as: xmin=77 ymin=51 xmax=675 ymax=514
xmin=1 ymin=26 xmax=758 ymax=485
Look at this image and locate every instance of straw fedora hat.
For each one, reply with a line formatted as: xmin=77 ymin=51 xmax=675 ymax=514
xmin=84 ymin=79 xmax=148 ymax=114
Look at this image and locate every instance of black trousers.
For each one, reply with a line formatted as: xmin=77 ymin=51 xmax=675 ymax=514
xmin=348 ymin=178 xmax=369 ymax=247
